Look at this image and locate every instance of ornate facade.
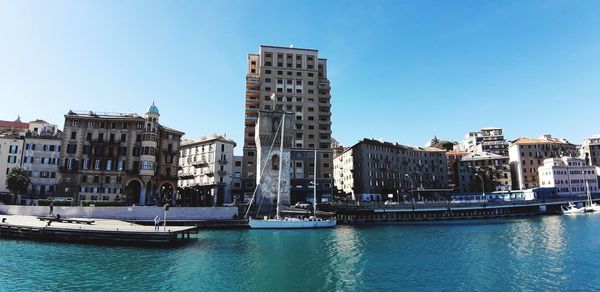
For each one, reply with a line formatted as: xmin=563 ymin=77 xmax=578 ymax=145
xmin=58 ymin=102 xmax=183 ymax=205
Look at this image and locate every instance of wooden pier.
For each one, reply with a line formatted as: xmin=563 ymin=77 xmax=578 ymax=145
xmin=0 ymin=215 xmax=198 ymax=246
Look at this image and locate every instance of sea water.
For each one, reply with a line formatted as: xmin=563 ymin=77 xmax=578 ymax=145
xmin=1 ymin=215 xmax=600 ymax=291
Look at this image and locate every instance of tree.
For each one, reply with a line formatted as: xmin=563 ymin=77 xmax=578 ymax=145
xmin=5 ymin=167 xmax=30 ymax=204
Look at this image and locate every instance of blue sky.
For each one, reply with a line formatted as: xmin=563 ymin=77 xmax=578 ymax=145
xmin=1 ymin=0 xmax=599 ymax=153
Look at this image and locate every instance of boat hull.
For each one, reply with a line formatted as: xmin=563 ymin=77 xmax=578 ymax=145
xmin=249 ymin=218 xmax=336 ymax=229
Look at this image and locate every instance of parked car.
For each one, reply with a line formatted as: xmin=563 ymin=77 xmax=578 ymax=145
xmin=222 ymin=202 xmax=236 ymax=207
xmin=384 ymin=200 xmax=399 ymax=205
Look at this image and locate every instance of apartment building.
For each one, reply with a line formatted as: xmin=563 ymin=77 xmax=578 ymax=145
xmin=581 ymin=134 xmax=600 ymax=167
xmin=59 ymin=102 xmax=183 ymax=205
xmin=333 ymin=139 xmax=449 ymax=201
xmin=242 ymin=45 xmax=333 ymax=204
xmin=457 ymin=127 xmax=509 ymax=156
xmin=0 ymin=133 xmax=24 ymax=193
xmin=446 ymin=150 xmax=467 ymax=192
xmin=333 ymin=147 xmax=354 ymax=198
xmin=21 ymin=132 xmax=63 ymax=198
xmin=509 ymin=135 xmax=579 ymax=190
xmin=538 ymin=157 xmax=598 ymax=196
xmin=178 ymin=134 xmax=236 ymax=206
xmin=456 ymin=152 xmax=511 ymax=193
xmin=231 ymin=155 xmax=243 ymax=203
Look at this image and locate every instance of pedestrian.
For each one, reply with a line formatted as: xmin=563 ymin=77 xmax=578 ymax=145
xmin=154 ymin=216 xmax=160 ymax=231
xmin=49 ymin=201 xmax=54 ymax=216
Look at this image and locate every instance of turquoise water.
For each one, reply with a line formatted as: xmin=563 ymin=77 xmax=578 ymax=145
xmin=2 ymin=215 xmax=600 ymax=291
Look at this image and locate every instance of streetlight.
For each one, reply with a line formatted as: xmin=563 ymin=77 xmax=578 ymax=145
xmin=474 ymin=173 xmax=485 ymax=199
xmin=405 ymin=174 xmax=414 ymax=202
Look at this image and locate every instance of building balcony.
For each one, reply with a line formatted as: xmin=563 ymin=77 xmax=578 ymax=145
xmin=246 ymin=77 xmax=260 ymax=87
xmin=319 ymin=111 xmax=331 ymax=116
xmin=246 ymin=98 xmax=259 ymax=107
xmin=179 ymin=174 xmax=195 ymax=180
xmin=217 ymin=170 xmax=227 ymax=176
xmin=58 ymin=165 xmax=79 ymax=173
xmin=218 ymin=158 xmax=228 ymax=165
xmin=246 ymin=88 xmax=260 ymax=97
xmin=192 ymin=160 xmax=208 ymax=168
xmin=318 ymin=83 xmax=331 ymax=90
xmin=245 ymin=119 xmax=257 ymax=127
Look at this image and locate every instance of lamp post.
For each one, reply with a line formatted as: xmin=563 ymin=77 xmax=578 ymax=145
xmin=474 ymin=173 xmax=485 ymax=199
xmin=405 ymin=174 xmax=414 ymax=202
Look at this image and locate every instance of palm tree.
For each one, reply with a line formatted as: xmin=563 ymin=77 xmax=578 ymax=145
xmin=5 ymin=167 xmax=30 ymax=204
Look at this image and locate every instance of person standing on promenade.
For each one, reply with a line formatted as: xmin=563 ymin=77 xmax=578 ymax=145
xmin=49 ymin=201 xmax=54 ymax=216
xmin=154 ymin=216 xmax=160 ymax=231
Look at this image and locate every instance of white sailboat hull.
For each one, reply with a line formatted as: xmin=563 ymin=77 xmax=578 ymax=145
xmin=562 ymin=202 xmax=600 ymax=215
xmin=249 ymin=218 xmax=336 ymax=229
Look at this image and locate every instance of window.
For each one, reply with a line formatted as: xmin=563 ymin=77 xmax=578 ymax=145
xmin=72 ymin=119 xmax=79 ymax=127
xmin=71 ymin=131 xmax=77 ymax=139
xmin=67 ymin=144 xmax=77 ymax=154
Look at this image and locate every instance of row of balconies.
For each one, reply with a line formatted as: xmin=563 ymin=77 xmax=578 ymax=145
xmin=179 ymin=171 xmax=215 ymax=178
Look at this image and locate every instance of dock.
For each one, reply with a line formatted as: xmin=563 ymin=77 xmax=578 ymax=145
xmin=331 ymin=199 xmax=592 ymax=223
xmin=0 ymin=215 xmax=198 ymax=246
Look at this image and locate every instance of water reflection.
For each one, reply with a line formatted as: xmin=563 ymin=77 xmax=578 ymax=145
xmin=324 ymin=226 xmax=363 ymax=290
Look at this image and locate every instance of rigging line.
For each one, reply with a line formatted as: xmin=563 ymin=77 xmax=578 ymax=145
xmin=244 ymin=114 xmax=284 ymax=219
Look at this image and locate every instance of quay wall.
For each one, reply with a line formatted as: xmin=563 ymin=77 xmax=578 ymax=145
xmin=0 ymin=205 xmax=238 ymax=221
xmin=331 ymin=199 xmax=579 ymax=223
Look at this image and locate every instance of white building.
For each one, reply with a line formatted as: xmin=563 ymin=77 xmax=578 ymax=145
xmin=178 ymin=134 xmax=236 ymax=206
xmin=538 ymin=157 xmax=598 ymax=196
xmin=333 ymin=148 xmax=354 ymax=199
xmin=21 ymin=134 xmax=62 ymax=198
xmin=0 ymin=134 xmax=24 ymax=193
xmin=457 ymin=127 xmax=509 ymax=156
xmin=28 ymin=119 xmax=59 ymax=136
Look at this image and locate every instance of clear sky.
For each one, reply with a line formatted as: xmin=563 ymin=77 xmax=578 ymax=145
xmin=1 ymin=0 xmax=599 ymax=153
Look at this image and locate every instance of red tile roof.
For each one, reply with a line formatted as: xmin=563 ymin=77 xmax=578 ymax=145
xmin=0 ymin=120 xmax=29 ymax=130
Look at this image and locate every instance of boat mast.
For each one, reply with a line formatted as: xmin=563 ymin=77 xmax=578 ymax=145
xmin=313 ymin=149 xmax=317 ymax=217
xmin=276 ymin=112 xmax=285 ymax=219
xmin=585 ymin=171 xmax=591 ymax=207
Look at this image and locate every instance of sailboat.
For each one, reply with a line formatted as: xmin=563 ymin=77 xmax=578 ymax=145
xmin=248 ymin=110 xmax=336 ymax=229
xmin=561 ymin=180 xmax=600 ymax=215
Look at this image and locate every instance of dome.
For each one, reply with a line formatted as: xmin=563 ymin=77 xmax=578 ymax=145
xmin=147 ymin=102 xmax=160 ymax=115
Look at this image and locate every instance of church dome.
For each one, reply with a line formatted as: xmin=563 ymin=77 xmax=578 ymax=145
xmin=147 ymin=102 xmax=160 ymax=115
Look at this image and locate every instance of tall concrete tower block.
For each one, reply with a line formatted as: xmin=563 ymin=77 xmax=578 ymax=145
xmin=255 ymin=110 xmax=294 ymax=206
